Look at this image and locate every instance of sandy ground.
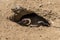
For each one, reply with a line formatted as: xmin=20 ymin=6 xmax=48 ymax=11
xmin=0 ymin=0 xmax=60 ymax=40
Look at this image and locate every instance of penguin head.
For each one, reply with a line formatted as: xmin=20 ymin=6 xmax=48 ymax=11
xmin=18 ymin=18 xmax=31 ymax=26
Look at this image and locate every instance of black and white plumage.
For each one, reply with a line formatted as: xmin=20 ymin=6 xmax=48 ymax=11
xmin=10 ymin=6 xmax=50 ymax=27
xmin=18 ymin=13 xmax=50 ymax=27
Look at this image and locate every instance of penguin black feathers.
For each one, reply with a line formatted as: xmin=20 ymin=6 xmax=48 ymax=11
xmin=10 ymin=6 xmax=50 ymax=27
xmin=18 ymin=13 xmax=50 ymax=27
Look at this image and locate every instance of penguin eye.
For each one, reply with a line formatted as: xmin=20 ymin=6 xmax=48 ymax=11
xmin=22 ymin=20 xmax=29 ymax=24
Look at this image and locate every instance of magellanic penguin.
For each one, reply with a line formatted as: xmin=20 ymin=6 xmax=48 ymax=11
xmin=11 ymin=6 xmax=50 ymax=27
xmin=18 ymin=13 xmax=50 ymax=27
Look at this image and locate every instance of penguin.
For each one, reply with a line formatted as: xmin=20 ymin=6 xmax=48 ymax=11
xmin=18 ymin=13 xmax=50 ymax=27
xmin=10 ymin=6 xmax=50 ymax=27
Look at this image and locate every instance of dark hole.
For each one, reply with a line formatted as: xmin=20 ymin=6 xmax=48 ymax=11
xmin=9 ymin=7 xmax=50 ymax=27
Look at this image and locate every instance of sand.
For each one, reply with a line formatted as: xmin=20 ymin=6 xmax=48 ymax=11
xmin=0 ymin=0 xmax=60 ymax=40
